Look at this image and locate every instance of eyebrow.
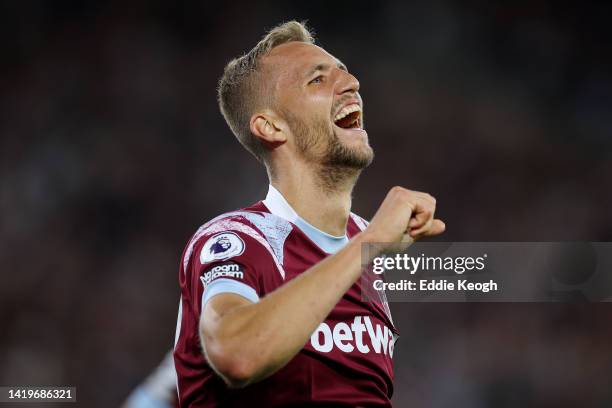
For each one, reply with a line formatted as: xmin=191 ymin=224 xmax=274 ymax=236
xmin=306 ymin=61 xmax=348 ymax=77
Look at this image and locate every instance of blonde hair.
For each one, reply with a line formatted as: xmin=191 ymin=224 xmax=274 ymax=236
xmin=217 ymin=21 xmax=315 ymax=162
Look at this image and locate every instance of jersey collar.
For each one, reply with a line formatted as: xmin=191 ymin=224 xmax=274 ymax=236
xmin=263 ymin=184 xmax=349 ymax=254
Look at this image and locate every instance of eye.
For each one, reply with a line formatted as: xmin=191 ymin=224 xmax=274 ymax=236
xmin=309 ymin=75 xmax=324 ymax=85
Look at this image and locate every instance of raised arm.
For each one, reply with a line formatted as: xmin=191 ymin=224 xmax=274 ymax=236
xmin=200 ymin=187 xmax=445 ymax=387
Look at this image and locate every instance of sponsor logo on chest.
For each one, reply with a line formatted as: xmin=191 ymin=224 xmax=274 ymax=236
xmin=310 ymin=315 xmax=396 ymax=357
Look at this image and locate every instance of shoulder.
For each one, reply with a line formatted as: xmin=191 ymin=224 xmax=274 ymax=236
xmin=183 ymin=204 xmax=294 ymax=278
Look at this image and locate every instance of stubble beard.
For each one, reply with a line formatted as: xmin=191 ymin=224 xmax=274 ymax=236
xmin=287 ymin=111 xmax=374 ymax=193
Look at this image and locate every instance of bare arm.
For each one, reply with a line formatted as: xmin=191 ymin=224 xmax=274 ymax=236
xmin=200 ymin=187 xmax=445 ymax=387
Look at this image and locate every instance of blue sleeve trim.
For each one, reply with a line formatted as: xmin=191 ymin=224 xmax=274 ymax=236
xmin=201 ymin=278 xmax=259 ymax=310
xmin=125 ymin=386 xmax=172 ymax=408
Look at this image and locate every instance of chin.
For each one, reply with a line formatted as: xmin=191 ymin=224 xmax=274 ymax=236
xmin=325 ymin=132 xmax=374 ymax=169
xmin=352 ymin=146 xmax=374 ymax=168
xmin=337 ymin=127 xmax=373 ymax=158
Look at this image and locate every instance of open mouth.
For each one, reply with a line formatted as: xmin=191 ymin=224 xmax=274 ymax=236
xmin=333 ymin=104 xmax=362 ymax=129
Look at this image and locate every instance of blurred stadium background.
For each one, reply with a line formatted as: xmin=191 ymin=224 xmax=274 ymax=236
xmin=1 ymin=1 xmax=611 ymax=406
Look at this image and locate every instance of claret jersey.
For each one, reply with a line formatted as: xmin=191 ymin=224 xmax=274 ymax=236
xmin=174 ymin=185 xmax=398 ymax=407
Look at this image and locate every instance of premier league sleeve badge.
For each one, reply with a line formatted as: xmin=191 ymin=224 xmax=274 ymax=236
xmin=200 ymin=232 xmax=246 ymax=264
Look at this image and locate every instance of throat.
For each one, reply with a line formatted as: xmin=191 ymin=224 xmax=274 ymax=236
xmin=270 ymin=177 xmax=355 ymax=238
xmin=298 ymin=196 xmax=351 ymax=238
xmin=315 ymin=162 xmax=361 ymax=198
xmin=300 ymin=176 xmax=355 ymax=237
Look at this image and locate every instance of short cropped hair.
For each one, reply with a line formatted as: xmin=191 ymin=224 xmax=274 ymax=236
xmin=217 ymin=21 xmax=315 ymax=162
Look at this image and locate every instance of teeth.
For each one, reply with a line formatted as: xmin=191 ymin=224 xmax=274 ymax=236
xmin=334 ymin=104 xmax=361 ymax=122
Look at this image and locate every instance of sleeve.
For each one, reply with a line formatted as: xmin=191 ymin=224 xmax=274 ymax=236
xmin=122 ymin=350 xmax=177 ymax=408
xmin=188 ymin=228 xmax=277 ymax=316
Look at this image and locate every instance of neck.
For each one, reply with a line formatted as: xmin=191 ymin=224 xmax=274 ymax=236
xmin=268 ymin=160 xmax=360 ymax=237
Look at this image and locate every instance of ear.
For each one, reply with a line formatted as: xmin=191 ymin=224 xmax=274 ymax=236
xmin=250 ymin=111 xmax=287 ymax=149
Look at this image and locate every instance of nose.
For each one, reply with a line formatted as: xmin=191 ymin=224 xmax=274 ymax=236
xmin=336 ymin=69 xmax=360 ymax=95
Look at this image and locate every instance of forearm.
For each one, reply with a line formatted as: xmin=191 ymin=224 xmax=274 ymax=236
xmin=202 ymin=230 xmax=379 ymax=385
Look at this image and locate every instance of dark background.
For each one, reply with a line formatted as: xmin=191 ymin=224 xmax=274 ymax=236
xmin=1 ymin=1 xmax=611 ymax=406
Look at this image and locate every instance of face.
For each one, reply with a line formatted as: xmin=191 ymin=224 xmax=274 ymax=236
xmin=263 ymin=42 xmax=373 ymax=169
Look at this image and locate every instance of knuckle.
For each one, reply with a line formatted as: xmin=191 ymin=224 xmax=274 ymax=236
xmin=417 ymin=192 xmax=435 ymax=203
xmin=390 ymin=186 xmax=405 ymax=196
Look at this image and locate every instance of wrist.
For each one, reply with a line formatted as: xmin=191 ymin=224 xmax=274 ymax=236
xmin=354 ymin=229 xmax=385 ymax=261
xmin=358 ymin=226 xmax=384 ymax=245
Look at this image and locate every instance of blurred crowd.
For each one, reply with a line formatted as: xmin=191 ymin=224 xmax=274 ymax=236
xmin=1 ymin=1 xmax=611 ymax=406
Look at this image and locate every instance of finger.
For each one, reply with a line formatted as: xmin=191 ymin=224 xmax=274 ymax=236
xmin=410 ymin=217 xmax=433 ymax=237
xmin=409 ymin=210 xmax=433 ymax=228
xmin=408 ymin=214 xmax=425 ymax=228
xmin=421 ymin=219 xmax=446 ymax=237
xmin=408 ymin=202 xmax=433 ymax=229
xmin=415 ymin=192 xmax=436 ymax=205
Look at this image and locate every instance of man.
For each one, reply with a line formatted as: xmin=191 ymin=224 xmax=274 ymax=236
xmin=174 ymin=21 xmax=445 ymax=407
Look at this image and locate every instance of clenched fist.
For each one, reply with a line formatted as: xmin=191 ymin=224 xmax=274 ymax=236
xmin=364 ymin=186 xmax=445 ymax=247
